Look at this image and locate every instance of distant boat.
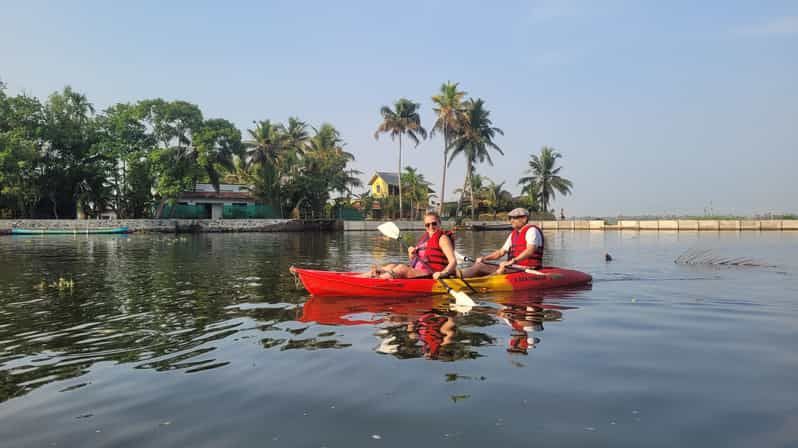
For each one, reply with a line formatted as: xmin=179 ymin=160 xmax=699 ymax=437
xmin=11 ymin=226 xmax=131 ymax=235
xmin=471 ymin=223 xmax=512 ymax=231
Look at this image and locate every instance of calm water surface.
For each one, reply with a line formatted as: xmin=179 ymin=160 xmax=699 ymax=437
xmin=0 ymin=231 xmax=797 ymax=447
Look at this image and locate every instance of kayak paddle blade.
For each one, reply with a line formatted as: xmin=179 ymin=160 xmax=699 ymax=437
xmin=377 ymin=222 xmax=401 ymax=240
xmin=450 ymin=289 xmax=476 ymax=307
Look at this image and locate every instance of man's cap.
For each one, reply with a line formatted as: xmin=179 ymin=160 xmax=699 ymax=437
xmin=508 ymin=208 xmax=530 ymax=217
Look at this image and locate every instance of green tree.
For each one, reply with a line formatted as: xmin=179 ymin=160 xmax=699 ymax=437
xmin=95 ymin=103 xmax=155 ymax=218
xmin=40 ymin=86 xmax=102 ymax=218
xmin=0 ymin=84 xmax=44 ymax=217
xmin=401 ymin=166 xmax=432 ymax=220
xmin=374 ymin=98 xmax=427 ymax=219
xmin=244 ymin=120 xmax=289 ymax=207
xmin=482 ymin=178 xmax=511 ymax=219
xmin=284 ymin=124 xmax=361 ymax=218
xmin=447 ymin=99 xmax=503 ymax=219
xmin=138 ymin=99 xmax=204 ymax=217
xmin=431 ymin=81 xmax=466 ymax=213
xmin=518 ymin=146 xmax=573 ymax=213
xmin=194 ymin=118 xmax=242 ymax=192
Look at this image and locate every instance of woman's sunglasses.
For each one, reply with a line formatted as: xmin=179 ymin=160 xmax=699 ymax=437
xmin=424 ymin=222 xmax=440 ymax=228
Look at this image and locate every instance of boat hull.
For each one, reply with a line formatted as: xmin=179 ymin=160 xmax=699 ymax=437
xmin=11 ymin=227 xmax=130 ymax=235
xmin=292 ymin=267 xmax=592 ymax=297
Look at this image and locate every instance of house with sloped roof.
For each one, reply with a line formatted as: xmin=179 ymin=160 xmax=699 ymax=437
xmin=367 ymin=172 xmax=400 ymax=198
xmin=158 ymin=183 xmax=258 ymax=219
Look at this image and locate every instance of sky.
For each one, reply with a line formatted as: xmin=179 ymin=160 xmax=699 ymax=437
xmin=1 ymin=0 xmax=796 ymax=217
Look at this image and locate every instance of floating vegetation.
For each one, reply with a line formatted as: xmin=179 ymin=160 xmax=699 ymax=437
xmin=33 ymin=277 xmax=75 ymax=291
xmin=674 ymin=248 xmax=770 ymax=267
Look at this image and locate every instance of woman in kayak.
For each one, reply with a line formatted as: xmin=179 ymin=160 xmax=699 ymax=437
xmin=362 ymin=211 xmax=457 ymax=280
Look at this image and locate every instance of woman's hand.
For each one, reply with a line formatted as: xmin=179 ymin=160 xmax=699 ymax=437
xmin=475 ymin=257 xmax=484 ymax=264
xmin=407 ymin=246 xmax=417 ymax=258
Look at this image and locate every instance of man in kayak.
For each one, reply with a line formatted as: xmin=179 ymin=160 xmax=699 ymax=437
xmin=460 ymin=207 xmax=544 ymax=277
xmin=361 ymin=211 xmax=457 ymax=279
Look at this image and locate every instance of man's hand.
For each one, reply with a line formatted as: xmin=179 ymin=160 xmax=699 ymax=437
xmin=475 ymin=257 xmax=484 ymax=264
xmin=497 ymin=260 xmax=513 ymax=274
xmin=432 ymin=271 xmax=445 ymax=280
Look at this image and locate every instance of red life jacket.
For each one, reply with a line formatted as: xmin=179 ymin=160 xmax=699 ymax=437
xmin=507 ymin=224 xmax=544 ymax=268
xmin=412 ymin=229 xmax=455 ymax=273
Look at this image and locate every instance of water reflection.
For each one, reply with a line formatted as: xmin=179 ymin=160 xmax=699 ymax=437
xmin=0 ymin=232 xmax=586 ymax=405
xmin=300 ymin=287 xmax=588 ymax=361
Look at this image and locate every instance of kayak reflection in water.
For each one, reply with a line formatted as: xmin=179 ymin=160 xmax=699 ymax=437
xmin=357 ymin=211 xmax=457 ymax=280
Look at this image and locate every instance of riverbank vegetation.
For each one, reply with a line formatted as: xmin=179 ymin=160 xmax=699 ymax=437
xmin=1 ymin=79 xmax=574 ymax=220
xmin=0 ymin=82 xmax=361 ymax=218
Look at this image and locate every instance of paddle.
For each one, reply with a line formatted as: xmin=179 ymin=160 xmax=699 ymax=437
xmin=376 ymin=222 xmax=476 ymax=306
xmin=454 ymin=253 xmax=551 ymax=277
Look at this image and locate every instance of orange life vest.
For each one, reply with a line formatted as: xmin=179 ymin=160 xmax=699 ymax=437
xmin=507 ymin=224 xmax=544 ymax=268
xmin=412 ymin=229 xmax=455 ymax=273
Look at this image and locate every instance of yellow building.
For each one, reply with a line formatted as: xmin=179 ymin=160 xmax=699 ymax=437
xmin=367 ymin=172 xmax=400 ymax=198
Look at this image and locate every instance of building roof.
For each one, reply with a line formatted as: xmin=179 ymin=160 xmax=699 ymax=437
xmin=368 ymin=171 xmax=400 ymax=186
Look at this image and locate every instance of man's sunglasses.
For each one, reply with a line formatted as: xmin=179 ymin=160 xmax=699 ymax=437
xmin=424 ymin=222 xmax=440 ymax=228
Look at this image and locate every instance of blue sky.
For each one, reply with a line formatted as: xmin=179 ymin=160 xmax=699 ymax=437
xmin=1 ymin=0 xmax=796 ymax=216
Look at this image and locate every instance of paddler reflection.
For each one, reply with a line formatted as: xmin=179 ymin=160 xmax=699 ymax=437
xmin=299 ymin=286 xmax=588 ymax=359
xmin=498 ymin=300 xmax=563 ymax=354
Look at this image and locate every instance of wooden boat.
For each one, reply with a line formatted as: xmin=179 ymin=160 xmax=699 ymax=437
xmin=471 ymin=223 xmax=512 ymax=231
xmin=11 ymin=226 xmax=131 ymax=235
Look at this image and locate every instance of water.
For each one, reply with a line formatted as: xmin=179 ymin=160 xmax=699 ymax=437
xmin=0 ymin=231 xmax=796 ymax=447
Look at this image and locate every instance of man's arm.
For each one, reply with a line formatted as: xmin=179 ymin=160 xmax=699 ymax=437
xmin=477 ymin=236 xmax=510 ymax=263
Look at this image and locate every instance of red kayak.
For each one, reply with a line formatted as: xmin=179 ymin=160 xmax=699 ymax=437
xmin=291 ymin=267 xmax=592 ymax=297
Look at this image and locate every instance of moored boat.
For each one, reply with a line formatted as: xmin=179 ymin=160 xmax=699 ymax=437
xmin=471 ymin=222 xmax=512 ymax=231
xmin=290 ymin=267 xmax=592 ymax=297
xmin=11 ymin=226 xmax=131 ymax=235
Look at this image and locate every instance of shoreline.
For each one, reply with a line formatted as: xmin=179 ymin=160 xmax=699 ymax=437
xmin=1 ymin=218 xmax=798 ymax=234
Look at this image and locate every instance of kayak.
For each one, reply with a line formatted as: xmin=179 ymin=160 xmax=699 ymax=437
xmin=11 ymin=226 xmax=130 ymax=235
xmin=291 ymin=267 xmax=592 ymax=297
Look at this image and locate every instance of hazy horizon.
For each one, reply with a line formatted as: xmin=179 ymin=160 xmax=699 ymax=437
xmin=2 ymin=1 xmax=796 ymax=217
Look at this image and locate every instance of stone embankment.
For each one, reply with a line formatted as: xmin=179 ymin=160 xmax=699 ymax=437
xmin=1 ymin=219 xmax=796 ymax=234
xmin=0 ymin=219 xmax=337 ymax=234
xmin=344 ymin=220 xmax=798 ymax=231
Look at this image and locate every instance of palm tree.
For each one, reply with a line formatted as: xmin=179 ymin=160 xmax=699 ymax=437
xmin=401 ymin=166 xmax=431 ymax=220
xmin=447 ymin=99 xmax=504 ymax=219
xmin=518 ymin=146 xmax=573 ymax=213
xmin=244 ymin=120 xmax=288 ymax=206
xmin=374 ymin=98 xmax=427 ymax=219
xmin=431 ymin=82 xmax=466 ymax=213
xmin=482 ymin=178 xmax=509 ymax=219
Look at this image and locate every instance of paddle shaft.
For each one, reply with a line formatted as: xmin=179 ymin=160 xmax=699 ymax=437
xmin=463 ymin=256 xmax=546 ymax=276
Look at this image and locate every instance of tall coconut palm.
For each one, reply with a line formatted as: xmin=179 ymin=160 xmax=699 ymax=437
xmin=431 ymin=81 xmax=466 ymax=214
xmin=518 ymin=146 xmax=573 ymax=213
xmin=244 ymin=120 xmax=288 ymax=206
xmin=374 ymin=98 xmax=427 ymax=219
xmin=447 ymin=99 xmax=503 ymax=219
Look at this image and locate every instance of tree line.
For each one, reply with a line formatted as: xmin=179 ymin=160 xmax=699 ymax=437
xmin=1 ymin=79 xmax=574 ymax=220
xmin=375 ymin=82 xmax=573 ymax=220
xmin=0 ymin=82 xmax=361 ymax=219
